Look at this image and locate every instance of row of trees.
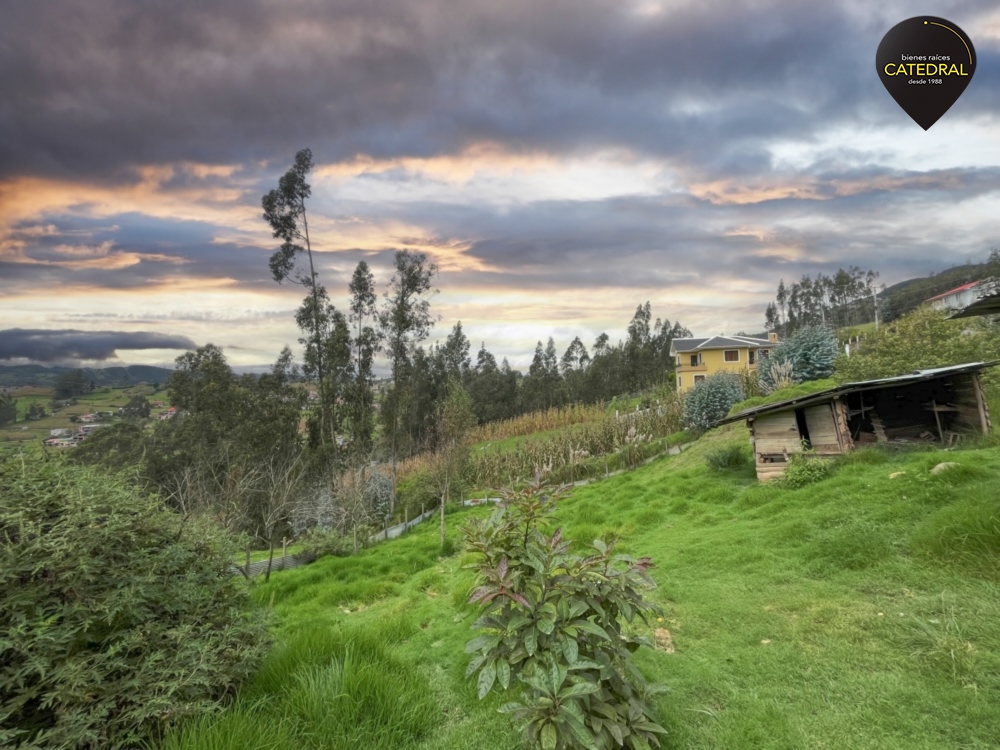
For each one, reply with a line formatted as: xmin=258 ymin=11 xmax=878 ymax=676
xmin=381 ymin=304 xmax=689 ymax=460
xmin=71 ymin=148 xmax=694 ymax=564
xmin=764 ymin=266 xmax=885 ymax=335
xmin=259 ymin=149 xmax=692 ymax=468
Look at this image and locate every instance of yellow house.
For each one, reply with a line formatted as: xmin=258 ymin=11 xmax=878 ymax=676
xmin=670 ymin=333 xmax=778 ymax=394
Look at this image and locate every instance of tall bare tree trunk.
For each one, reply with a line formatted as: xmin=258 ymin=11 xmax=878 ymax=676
xmin=301 ymin=205 xmax=329 ymax=448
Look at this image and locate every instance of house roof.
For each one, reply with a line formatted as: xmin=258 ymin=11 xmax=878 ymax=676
xmin=925 ymin=280 xmax=981 ymax=302
xmin=948 ymin=290 xmax=1000 ymax=319
xmin=670 ymin=337 xmax=708 ymax=352
xmin=670 ymin=335 xmax=773 ymax=355
xmin=717 ymin=361 xmax=1000 ymax=426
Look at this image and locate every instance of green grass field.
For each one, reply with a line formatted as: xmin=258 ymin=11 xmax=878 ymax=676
xmin=0 ymin=385 xmax=163 ymax=452
xmin=163 ymin=419 xmax=1000 ymax=750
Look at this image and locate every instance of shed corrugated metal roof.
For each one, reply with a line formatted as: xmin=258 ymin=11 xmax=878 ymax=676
xmin=718 ymin=361 xmax=999 ymax=425
xmin=949 ymin=291 xmax=1000 ymax=319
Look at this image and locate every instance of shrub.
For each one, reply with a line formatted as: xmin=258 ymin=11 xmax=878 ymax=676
xmin=396 ymin=468 xmax=440 ymax=518
xmin=705 ymin=443 xmax=753 ymax=473
xmin=298 ymin=528 xmax=352 ymax=559
xmin=462 ymin=480 xmax=667 ymax=750
xmin=761 ymin=325 xmax=837 ymax=389
xmin=0 ymin=457 xmax=269 ymax=749
xmin=737 ymin=368 xmax=765 ymax=399
xmin=833 ymin=306 xmax=1000 ymax=388
xmin=761 ymin=360 xmax=796 ymax=394
xmin=70 ymin=422 xmax=146 ymax=475
xmin=683 ymin=372 xmax=744 ymax=428
xmin=780 ymin=455 xmax=832 ymax=488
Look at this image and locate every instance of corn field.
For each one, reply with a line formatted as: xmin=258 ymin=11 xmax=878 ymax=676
xmin=468 ymin=403 xmax=608 ymax=444
xmin=467 ymin=397 xmax=684 ymax=490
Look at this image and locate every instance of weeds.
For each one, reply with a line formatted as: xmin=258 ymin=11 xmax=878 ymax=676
xmin=779 ymin=454 xmax=832 ymax=488
xmin=705 ymin=443 xmax=753 ymax=473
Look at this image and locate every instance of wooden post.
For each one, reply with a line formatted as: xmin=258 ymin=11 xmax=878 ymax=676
xmin=282 ymin=537 xmax=287 ymax=570
xmin=245 ymin=544 xmax=251 ymax=578
xmin=971 ymin=372 xmax=992 ymax=435
xmin=930 ymin=399 xmax=945 ymax=443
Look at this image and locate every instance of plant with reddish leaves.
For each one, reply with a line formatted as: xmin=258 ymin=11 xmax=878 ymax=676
xmin=461 ymin=478 xmax=667 ymax=750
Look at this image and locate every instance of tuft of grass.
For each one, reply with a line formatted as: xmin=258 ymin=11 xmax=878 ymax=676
xmin=158 ymin=704 xmax=298 ymax=750
xmin=805 ymin=519 xmax=896 ymax=574
xmin=911 ymin=495 xmax=1000 ymax=573
xmin=164 ymin=625 xmax=438 ymax=750
xmin=705 ymin=443 xmax=754 ymax=475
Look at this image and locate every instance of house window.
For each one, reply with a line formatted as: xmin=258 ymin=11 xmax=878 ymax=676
xmin=677 ymin=376 xmax=682 ymax=389
xmin=690 ymin=354 xmax=699 ymax=366
xmin=724 ymin=350 xmax=739 ymax=362
xmin=694 ymin=375 xmax=705 ymax=384
xmin=758 ymin=349 xmax=770 ymax=360
xmin=749 ymin=350 xmax=756 ymax=365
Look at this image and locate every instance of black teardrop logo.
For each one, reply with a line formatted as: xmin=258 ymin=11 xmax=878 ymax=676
xmin=876 ymin=17 xmax=976 ymax=130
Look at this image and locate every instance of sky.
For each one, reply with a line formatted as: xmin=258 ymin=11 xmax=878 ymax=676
xmin=2 ymin=0 xmax=999 ymax=370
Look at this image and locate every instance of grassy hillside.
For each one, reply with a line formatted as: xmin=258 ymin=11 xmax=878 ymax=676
xmin=0 ymin=384 xmax=166 ymax=452
xmin=164 ymin=425 xmax=1000 ymax=750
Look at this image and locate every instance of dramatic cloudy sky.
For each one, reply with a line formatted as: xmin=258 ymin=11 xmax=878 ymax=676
xmin=2 ymin=0 xmax=999 ymax=369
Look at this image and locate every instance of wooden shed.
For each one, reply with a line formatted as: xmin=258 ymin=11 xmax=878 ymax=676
xmin=720 ymin=362 xmax=997 ymax=481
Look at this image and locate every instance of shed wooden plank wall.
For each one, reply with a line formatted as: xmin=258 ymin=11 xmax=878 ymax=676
xmin=952 ymin=372 xmax=993 ymax=435
xmin=752 ymin=411 xmax=800 ymax=481
xmin=832 ymin=399 xmax=854 ymax=451
xmin=804 ymin=403 xmax=843 ymax=454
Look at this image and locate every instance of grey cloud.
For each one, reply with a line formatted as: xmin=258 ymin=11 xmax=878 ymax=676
xmin=0 ymin=328 xmax=198 ymax=362
xmin=56 ymin=310 xmax=297 ymax=324
xmin=3 ymin=0 xmax=998 ymax=182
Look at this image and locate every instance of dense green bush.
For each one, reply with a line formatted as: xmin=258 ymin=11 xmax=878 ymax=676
xmin=0 ymin=457 xmax=269 ymax=749
xmin=70 ymin=422 xmax=147 ymax=474
xmin=780 ymin=455 xmax=832 ymax=488
xmin=834 ymin=306 xmax=1000 ymax=389
xmin=705 ymin=443 xmax=753 ymax=473
xmin=396 ymin=468 xmax=441 ymax=518
xmin=760 ymin=325 xmax=837 ymax=389
xmin=683 ymin=372 xmax=744 ymax=428
xmin=298 ymin=528 xmax=352 ymax=559
xmin=462 ymin=480 xmax=667 ymax=750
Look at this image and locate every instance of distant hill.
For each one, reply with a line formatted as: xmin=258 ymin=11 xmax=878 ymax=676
xmin=0 ymin=364 xmax=173 ymax=388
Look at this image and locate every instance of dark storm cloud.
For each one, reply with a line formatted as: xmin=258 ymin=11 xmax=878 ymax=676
xmin=0 ymin=329 xmax=198 ymax=362
xmin=3 ymin=0 xmax=997 ymax=182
